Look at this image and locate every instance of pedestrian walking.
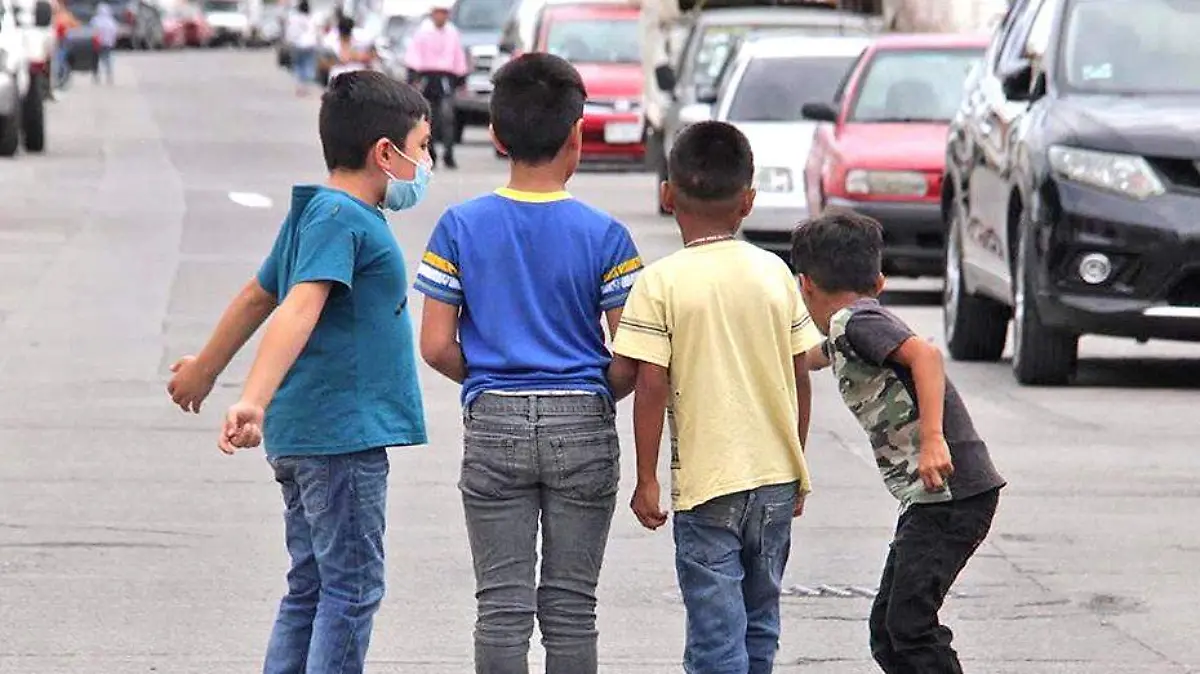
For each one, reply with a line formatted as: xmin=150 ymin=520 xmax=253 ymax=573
xmin=51 ymin=2 xmax=80 ymax=91
xmin=285 ymin=0 xmax=318 ymax=96
xmin=403 ymin=0 xmax=467 ymax=169
xmin=89 ymin=3 xmax=118 ymax=85
xmin=327 ymin=16 xmax=374 ymax=83
xmin=611 ymin=121 xmax=823 ymax=674
xmin=413 ymin=52 xmax=642 ymax=674
xmin=166 ymin=71 xmax=432 ymax=674
xmin=792 ymin=208 xmax=1007 ymax=674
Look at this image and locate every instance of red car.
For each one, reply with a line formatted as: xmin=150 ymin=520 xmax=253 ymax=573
xmin=173 ymin=4 xmax=214 ymax=47
xmin=801 ymin=33 xmax=988 ymax=277
xmin=534 ymin=1 xmax=644 ymax=163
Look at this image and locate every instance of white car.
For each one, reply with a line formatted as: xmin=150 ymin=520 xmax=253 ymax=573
xmin=203 ymin=0 xmax=251 ymax=46
xmin=0 ymin=0 xmax=47 ymax=156
xmin=697 ymin=34 xmax=871 ymax=259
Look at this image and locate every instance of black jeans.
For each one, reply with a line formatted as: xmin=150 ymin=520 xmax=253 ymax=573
xmin=413 ymin=72 xmax=458 ymax=158
xmin=869 ymin=488 xmax=1000 ymax=674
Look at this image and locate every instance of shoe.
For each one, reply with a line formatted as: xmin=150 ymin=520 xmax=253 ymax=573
xmin=444 ymin=153 xmax=457 ymax=170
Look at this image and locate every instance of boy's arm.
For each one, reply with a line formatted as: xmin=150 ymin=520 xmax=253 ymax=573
xmin=168 ymin=278 xmax=277 ymax=413
xmin=793 ymin=354 xmax=813 ymax=450
xmin=805 ymin=342 xmax=831 ymax=371
xmin=599 ymin=221 xmax=644 ymax=400
xmin=630 ymin=362 xmax=670 ymax=530
xmin=419 ymin=297 xmax=467 ymax=384
xmin=604 ymin=307 xmax=637 ymax=400
xmin=889 ymin=337 xmax=954 ymax=492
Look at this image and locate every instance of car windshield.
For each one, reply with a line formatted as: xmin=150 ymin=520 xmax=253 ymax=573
xmin=545 ymin=17 xmax=639 ymax=64
xmin=1061 ymin=0 xmax=1200 ymax=93
xmin=692 ymin=22 xmax=867 ymax=89
xmin=727 ymin=54 xmax=857 ymax=122
xmin=203 ymin=0 xmax=240 ymax=12
xmin=451 ymin=0 xmax=513 ymax=30
xmin=848 ymin=48 xmax=982 ymax=123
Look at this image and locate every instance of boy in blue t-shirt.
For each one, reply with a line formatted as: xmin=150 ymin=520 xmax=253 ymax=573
xmin=166 ymin=71 xmax=431 ymax=674
xmin=413 ymin=53 xmax=641 ymax=674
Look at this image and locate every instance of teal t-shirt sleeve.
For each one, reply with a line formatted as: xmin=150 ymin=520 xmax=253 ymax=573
xmin=256 ymin=226 xmax=285 ymax=297
xmin=293 ymin=216 xmax=358 ymax=290
xmin=413 ymin=210 xmax=464 ymax=306
xmin=599 ymin=220 xmax=643 ymax=310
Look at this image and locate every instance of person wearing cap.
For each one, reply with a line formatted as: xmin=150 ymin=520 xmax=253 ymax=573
xmin=404 ymin=1 xmax=468 ymax=169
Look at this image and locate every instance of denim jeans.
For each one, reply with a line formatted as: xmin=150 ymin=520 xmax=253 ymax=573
xmin=869 ymin=488 xmax=1000 ymax=674
xmin=460 ymin=393 xmax=619 ymax=674
xmin=673 ymin=482 xmax=799 ymax=674
xmin=292 ymin=46 xmax=316 ymax=84
xmin=263 ymin=448 xmax=389 ymax=674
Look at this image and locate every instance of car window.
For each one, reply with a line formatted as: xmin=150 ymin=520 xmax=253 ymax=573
xmin=544 ymin=16 xmax=638 ymax=64
xmin=832 ymin=50 xmax=866 ymax=103
xmin=203 ymin=0 xmax=239 ymax=11
xmin=689 ymin=22 xmax=855 ymax=90
xmin=1024 ymin=0 xmax=1058 ymax=58
xmin=849 ymin=48 xmax=983 ymax=122
xmin=997 ymin=0 xmax=1042 ymax=69
xmin=727 ymin=54 xmax=857 ymax=122
xmin=1061 ymin=0 xmax=1200 ymax=93
xmin=451 ymin=0 xmax=514 ymax=31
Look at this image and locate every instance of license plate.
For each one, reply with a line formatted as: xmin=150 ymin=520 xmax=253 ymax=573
xmin=604 ymin=121 xmax=642 ymax=144
xmin=467 ymin=73 xmax=491 ymax=93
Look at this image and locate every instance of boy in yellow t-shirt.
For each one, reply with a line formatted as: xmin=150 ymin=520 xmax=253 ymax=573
xmin=611 ymin=121 xmax=823 ymax=673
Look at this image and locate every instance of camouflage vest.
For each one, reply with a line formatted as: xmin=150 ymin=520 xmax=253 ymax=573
xmin=827 ymin=308 xmax=952 ymax=509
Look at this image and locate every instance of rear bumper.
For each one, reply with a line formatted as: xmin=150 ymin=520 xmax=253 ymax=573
xmin=828 ymin=197 xmax=945 ymax=276
xmin=580 ymin=112 xmax=645 ymax=162
xmin=740 ymin=204 xmax=809 ymax=256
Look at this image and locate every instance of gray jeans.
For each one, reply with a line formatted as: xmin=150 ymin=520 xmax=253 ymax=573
xmin=460 ymin=393 xmax=620 ymax=674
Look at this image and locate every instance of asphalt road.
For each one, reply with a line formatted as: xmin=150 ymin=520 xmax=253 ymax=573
xmin=1 ymin=50 xmax=1198 ymax=674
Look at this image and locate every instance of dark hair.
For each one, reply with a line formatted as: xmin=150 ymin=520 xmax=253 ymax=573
xmin=790 ymin=208 xmax=884 ymax=293
xmin=489 ymin=53 xmax=586 ymax=164
xmin=337 ymin=15 xmax=354 ymax=37
xmin=668 ymin=121 xmax=754 ymax=203
xmin=297 ymin=0 xmax=309 ymax=13
xmin=319 ymin=71 xmax=430 ymax=171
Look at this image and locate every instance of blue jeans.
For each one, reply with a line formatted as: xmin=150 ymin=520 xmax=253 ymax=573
xmin=673 ymin=482 xmax=799 ymax=674
xmin=292 ymin=46 xmax=316 ymax=85
xmin=460 ymin=393 xmax=620 ymax=674
xmin=263 ymin=448 xmax=389 ymax=674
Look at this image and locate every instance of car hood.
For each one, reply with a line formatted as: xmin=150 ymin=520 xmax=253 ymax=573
xmin=1048 ymin=95 xmax=1200 ymax=159
xmin=834 ymin=122 xmax=949 ymax=171
xmin=733 ymin=121 xmax=817 ymax=170
xmin=206 ymin=12 xmax=248 ymax=27
xmin=576 ymin=62 xmax=642 ymax=101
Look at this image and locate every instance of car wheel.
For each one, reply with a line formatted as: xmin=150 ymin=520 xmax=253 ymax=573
xmin=1011 ymin=208 xmax=1078 ymax=385
xmin=0 ymin=90 xmax=19 ymax=157
xmin=21 ymin=85 xmax=46 ymax=153
xmin=943 ymin=197 xmax=1008 ymax=361
xmin=650 ymin=129 xmax=669 ymax=216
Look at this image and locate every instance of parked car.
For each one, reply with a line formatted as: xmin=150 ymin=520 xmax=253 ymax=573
xmin=202 ymin=0 xmax=249 ymax=46
xmin=531 ymin=0 xmax=643 ymax=164
xmin=61 ymin=0 xmax=101 ymax=72
xmin=14 ymin=0 xmax=54 ymax=100
xmin=801 ymin=33 xmax=987 ymax=277
xmin=451 ymin=0 xmax=517 ymax=139
xmin=650 ymin=5 xmax=879 ymax=214
xmin=251 ymin=1 xmax=284 ymax=45
xmin=374 ymin=12 xmax=418 ymax=81
xmin=115 ymin=0 xmax=164 ymax=49
xmin=0 ymin=0 xmax=46 ymax=156
xmin=684 ymin=34 xmax=868 ymax=259
xmin=943 ymin=0 xmax=1200 ymax=384
xmin=161 ymin=5 xmax=188 ymax=46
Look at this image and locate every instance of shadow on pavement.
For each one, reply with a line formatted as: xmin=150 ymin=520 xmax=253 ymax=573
xmin=1071 ymin=357 xmax=1200 ymax=389
xmin=880 ymin=289 xmax=942 ymax=307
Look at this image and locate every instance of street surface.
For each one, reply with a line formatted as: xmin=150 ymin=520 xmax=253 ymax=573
xmin=1 ymin=51 xmax=1199 ymax=674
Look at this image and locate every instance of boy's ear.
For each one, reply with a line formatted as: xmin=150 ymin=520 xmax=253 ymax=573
xmin=488 ymin=125 xmax=508 ymax=156
xmin=660 ymin=181 xmax=675 ymax=214
xmin=873 ymin=273 xmax=886 ymax=297
xmin=567 ymin=117 xmax=584 ymax=152
xmin=740 ymin=187 xmax=756 ymax=219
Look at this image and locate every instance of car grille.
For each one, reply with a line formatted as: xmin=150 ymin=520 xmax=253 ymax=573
xmin=1166 ymin=270 xmax=1200 ymax=306
xmin=470 ymin=53 xmax=493 ymax=75
xmin=583 ymin=99 xmax=641 ymax=115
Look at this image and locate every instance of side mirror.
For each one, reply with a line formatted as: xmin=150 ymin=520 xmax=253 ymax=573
xmin=800 ymin=102 xmax=839 ymax=123
xmin=678 ymin=102 xmax=712 ymax=125
xmin=654 ymin=65 xmax=676 ymax=93
xmin=695 ymin=84 xmax=717 ymax=105
xmin=1000 ymin=61 xmax=1033 ymax=101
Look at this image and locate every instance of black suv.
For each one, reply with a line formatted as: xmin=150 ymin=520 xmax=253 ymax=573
xmin=942 ymin=0 xmax=1200 ymax=385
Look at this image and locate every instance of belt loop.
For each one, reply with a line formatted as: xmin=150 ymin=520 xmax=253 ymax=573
xmin=527 ymin=395 xmax=538 ymax=424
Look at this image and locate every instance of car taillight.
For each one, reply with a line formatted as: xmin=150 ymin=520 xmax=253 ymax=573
xmin=93 ymin=35 xmax=102 ymax=50
xmin=29 ymin=60 xmax=48 ymax=74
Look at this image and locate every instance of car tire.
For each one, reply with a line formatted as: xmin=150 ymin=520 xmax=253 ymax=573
xmin=0 ymin=90 xmax=19 ymax=158
xmin=1011 ymin=209 xmax=1078 ymax=385
xmin=21 ymin=85 xmax=46 ymax=153
xmin=649 ymin=128 xmax=669 ymax=216
xmin=943 ymin=198 xmax=1008 ymax=361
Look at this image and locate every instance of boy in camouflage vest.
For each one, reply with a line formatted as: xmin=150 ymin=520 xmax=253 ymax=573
xmin=791 ymin=209 xmax=1005 ymax=674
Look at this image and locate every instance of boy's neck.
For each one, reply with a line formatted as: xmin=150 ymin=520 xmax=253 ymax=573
xmin=676 ymin=214 xmax=738 ymax=247
xmin=327 ymin=171 xmax=384 ymax=208
xmin=819 ymin=291 xmax=871 ymax=329
xmin=507 ymin=161 xmax=569 ymax=194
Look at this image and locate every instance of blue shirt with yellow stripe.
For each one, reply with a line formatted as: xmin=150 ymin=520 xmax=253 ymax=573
xmin=413 ymin=188 xmax=642 ymax=405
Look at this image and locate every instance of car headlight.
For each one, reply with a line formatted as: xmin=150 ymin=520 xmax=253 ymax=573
xmin=755 ymin=167 xmax=793 ymax=193
xmin=844 ymin=169 xmax=928 ymax=197
xmin=1047 ymin=145 xmax=1165 ymax=201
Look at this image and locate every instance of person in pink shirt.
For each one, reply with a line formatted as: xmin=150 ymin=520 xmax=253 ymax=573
xmin=404 ymin=1 xmax=469 ymax=169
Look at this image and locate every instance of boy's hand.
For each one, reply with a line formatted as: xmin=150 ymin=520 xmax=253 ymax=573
xmin=631 ymin=480 xmax=668 ymax=530
xmin=794 ymin=491 xmax=806 ymax=518
xmin=218 ymin=401 xmax=265 ymax=455
xmin=918 ymin=434 xmax=954 ymax=492
xmin=168 ymin=355 xmax=216 ymax=413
